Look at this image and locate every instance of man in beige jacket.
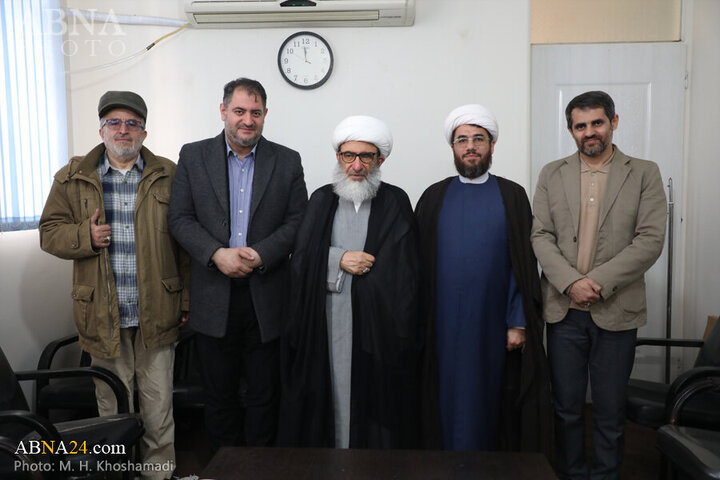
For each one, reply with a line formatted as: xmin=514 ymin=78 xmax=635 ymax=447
xmin=39 ymin=91 xmax=188 ymax=480
xmin=531 ymin=91 xmax=666 ymax=480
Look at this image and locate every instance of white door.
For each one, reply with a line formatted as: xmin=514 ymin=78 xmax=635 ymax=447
xmin=531 ymin=43 xmax=686 ymax=381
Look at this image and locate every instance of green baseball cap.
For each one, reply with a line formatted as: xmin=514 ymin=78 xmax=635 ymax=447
xmin=98 ymin=90 xmax=147 ymax=121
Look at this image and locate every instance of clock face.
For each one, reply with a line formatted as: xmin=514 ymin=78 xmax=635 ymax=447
xmin=278 ymin=31 xmax=333 ymax=90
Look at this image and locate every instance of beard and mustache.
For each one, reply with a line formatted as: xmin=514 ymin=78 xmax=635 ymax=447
xmin=102 ymin=129 xmax=144 ymax=163
xmin=226 ymin=123 xmax=263 ymax=149
xmin=453 ymin=148 xmax=492 ymax=179
xmin=578 ymin=134 xmax=610 ymax=157
xmin=332 ymin=163 xmax=382 ymax=204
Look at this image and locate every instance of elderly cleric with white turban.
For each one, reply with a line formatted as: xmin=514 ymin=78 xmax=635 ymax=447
xmin=330 ymin=115 xmax=392 ymax=204
xmin=332 ymin=114 xmax=393 ymax=159
xmin=414 ymin=103 xmax=552 ymax=453
xmin=279 ymin=115 xmax=423 ymax=450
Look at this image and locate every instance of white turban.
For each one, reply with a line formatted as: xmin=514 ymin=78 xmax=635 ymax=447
xmin=443 ymin=104 xmax=499 ymax=145
xmin=332 ymin=115 xmax=393 ymax=159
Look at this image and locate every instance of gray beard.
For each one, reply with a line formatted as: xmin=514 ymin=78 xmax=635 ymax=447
xmin=103 ymin=131 xmax=142 ymax=163
xmin=332 ymin=163 xmax=382 ymax=204
xmin=226 ymin=126 xmax=262 ymax=148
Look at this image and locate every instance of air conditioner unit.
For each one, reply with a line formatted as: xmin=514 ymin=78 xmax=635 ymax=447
xmin=185 ymin=0 xmax=415 ymax=28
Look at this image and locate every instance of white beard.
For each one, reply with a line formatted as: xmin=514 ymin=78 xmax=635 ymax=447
xmin=332 ymin=163 xmax=382 ymax=204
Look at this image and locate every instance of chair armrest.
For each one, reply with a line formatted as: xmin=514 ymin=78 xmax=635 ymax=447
xmin=34 ymin=335 xmax=87 ymax=414
xmin=636 ymin=337 xmax=704 ymax=348
xmin=36 ymin=334 xmax=80 ymax=370
xmin=0 ymin=410 xmax=66 ymax=470
xmin=15 ymin=366 xmax=130 ymax=414
xmin=665 ymin=366 xmax=720 ymax=424
xmin=0 ymin=409 xmax=62 ymax=442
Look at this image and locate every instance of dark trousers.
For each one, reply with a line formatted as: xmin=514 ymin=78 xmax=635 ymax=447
xmin=547 ymin=309 xmax=637 ymax=480
xmin=195 ymin=283 xmax=279 ymax=452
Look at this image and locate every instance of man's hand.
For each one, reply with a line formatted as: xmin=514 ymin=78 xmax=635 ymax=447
xmin=567 ymin=277 xmax=602 ymax=307
xmin=90 ymin=208 xmax=112 ymax=249
xmin=340 ymin=251 xmax=375 ymax=276
xmin=238 ymin=246 xmax=263 ymax=269
xmin=211 ymin=247 xmax=255 ymax=278
xmin=507 ymin=328 xmax=526 ymax=351
xmin=180 ymin=311 xmax=190 ymax=327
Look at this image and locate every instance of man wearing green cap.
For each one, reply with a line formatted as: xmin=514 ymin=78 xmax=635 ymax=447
xmin=39 ymin=91 xmax=188 ymax=479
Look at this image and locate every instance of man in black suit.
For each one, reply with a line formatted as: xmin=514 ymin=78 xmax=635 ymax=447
xmin=168 ymin=78 xmax=307 ymax=450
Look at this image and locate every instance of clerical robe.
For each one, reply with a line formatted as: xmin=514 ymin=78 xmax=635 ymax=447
xmin=279 ymin=182 xmax=423 ymax=449
xmin=415 ymin=175 xmax=553 ymax=456
xmin=435 ymin=175 xmax=525 ymax=450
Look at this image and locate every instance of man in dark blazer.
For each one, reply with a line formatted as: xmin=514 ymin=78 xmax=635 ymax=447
xmin=532 ymin=91 xmax=666 ymax=479
xmin=168 ymin=78 xmax=307 ymax=450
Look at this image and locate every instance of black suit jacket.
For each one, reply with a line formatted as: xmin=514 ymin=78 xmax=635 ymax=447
xmin=168 ymin=131 xmax=307 ymax=341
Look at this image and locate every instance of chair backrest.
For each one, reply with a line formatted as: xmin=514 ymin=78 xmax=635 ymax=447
xmin=0 ymin=345 xmax=29 ymax=411
xmin=695 ymin=316 xmax=720 ymax=368
xmin=0 ymin=344 xmax=36 ymax=446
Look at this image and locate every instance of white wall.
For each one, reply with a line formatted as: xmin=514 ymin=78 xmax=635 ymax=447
xmin=1 ymin=0 xmax=717 ymax=381
xmin=63 ymin=0 xmax=532 ymax=199
xmin=2 ymin=0 xmax=532 ymax=372
xmin=0 ymin=229 xmax=75 ymax=394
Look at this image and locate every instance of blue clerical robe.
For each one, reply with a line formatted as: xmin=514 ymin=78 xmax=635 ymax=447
xmin=436 ymin=175 xmax=525 ymax=451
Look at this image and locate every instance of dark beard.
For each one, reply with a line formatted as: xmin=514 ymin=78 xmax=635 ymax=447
xmin=454 ymin=153 xmax=492 ymax=178
xmin=580 ymin=136 xmax=609 ymax=157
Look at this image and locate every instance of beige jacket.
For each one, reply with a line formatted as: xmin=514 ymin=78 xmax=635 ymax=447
xmin=39 ymin=143 xmax=189 ymax=358
xmin=531 ymin=147 xmax=666 ymax=331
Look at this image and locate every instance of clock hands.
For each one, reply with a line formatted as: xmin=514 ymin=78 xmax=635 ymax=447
xmin=278 ymin=32 xmax=332 ymax=89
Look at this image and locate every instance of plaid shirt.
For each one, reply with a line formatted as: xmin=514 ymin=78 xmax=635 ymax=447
xmin=98 ymin=154 xmax=143 ymax=328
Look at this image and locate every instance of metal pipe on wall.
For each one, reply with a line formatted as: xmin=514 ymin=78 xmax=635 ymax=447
xmin=665 ymin=177 xmax=674 ymax=384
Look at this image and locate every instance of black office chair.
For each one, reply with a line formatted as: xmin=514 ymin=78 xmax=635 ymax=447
xmin=0 ymin=342 xmax=144 ymax=479
xmin=34 ymin=326 xmax=205 ymax=422
xmin=656 ymin=368 xmax=720 ymax=479
xmin=626 ymin=318 xmax=720 ymax=429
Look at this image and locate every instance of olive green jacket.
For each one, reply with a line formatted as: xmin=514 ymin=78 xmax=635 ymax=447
xmin=39 ymin=143 xmax=189 ymax=359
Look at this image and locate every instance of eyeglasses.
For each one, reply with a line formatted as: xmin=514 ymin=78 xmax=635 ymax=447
xmin=101 ymin=118 xmax=144 ymax=131
xmin=452 ymin=135 xmax=488 ymax=147
xmin=338 ymin=151 xmax=378 ymax=165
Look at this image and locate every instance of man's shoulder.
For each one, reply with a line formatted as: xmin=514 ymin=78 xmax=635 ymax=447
xmin=54 ymin=144 xmax=106 ymax=181
xmin=155 ymin=156 xmax=177 ymax=171
xmin=611 ymin=148 xmax=661 ymax=180
xmin=420 ymin=176 xmax=454 ymax=198
xmin=302 ymin=185 xmax=336 ymax=220
xmin=534 ymin=156 xmax=572 ymax=184
xmin=377 ymin=182 xmax=415 ymax=220
xmin=258 ymin=137 xmax=301 ymax=161
xmin=543 ymin=155 xmax=572 ymax=172
xmin=180 ymin=132 xmax=223 ymax=155
xmin=310 ymin=183 xmax=335 ymax=200
xmin=52 ymin=163 xmax=73 ymax=183
xmin=623 ymin=154 xmax=659 ymax=170
xmin=494 ymin=175 xmax=526 ymax=192
xmin=142 ymin=147 xmax=176 ymax=172
xmin=380 ymin=181 xmax=411 ymax=201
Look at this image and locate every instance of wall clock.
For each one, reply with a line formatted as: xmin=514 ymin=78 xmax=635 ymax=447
xmin=278 ymin=31 xmax=334 ymax=89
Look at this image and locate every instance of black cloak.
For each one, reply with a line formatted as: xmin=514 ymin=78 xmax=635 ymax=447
xmin=278 ymin=182 xmax=423 ymax=448
xmin=415 ymin=176 xmax=553 ymax=457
